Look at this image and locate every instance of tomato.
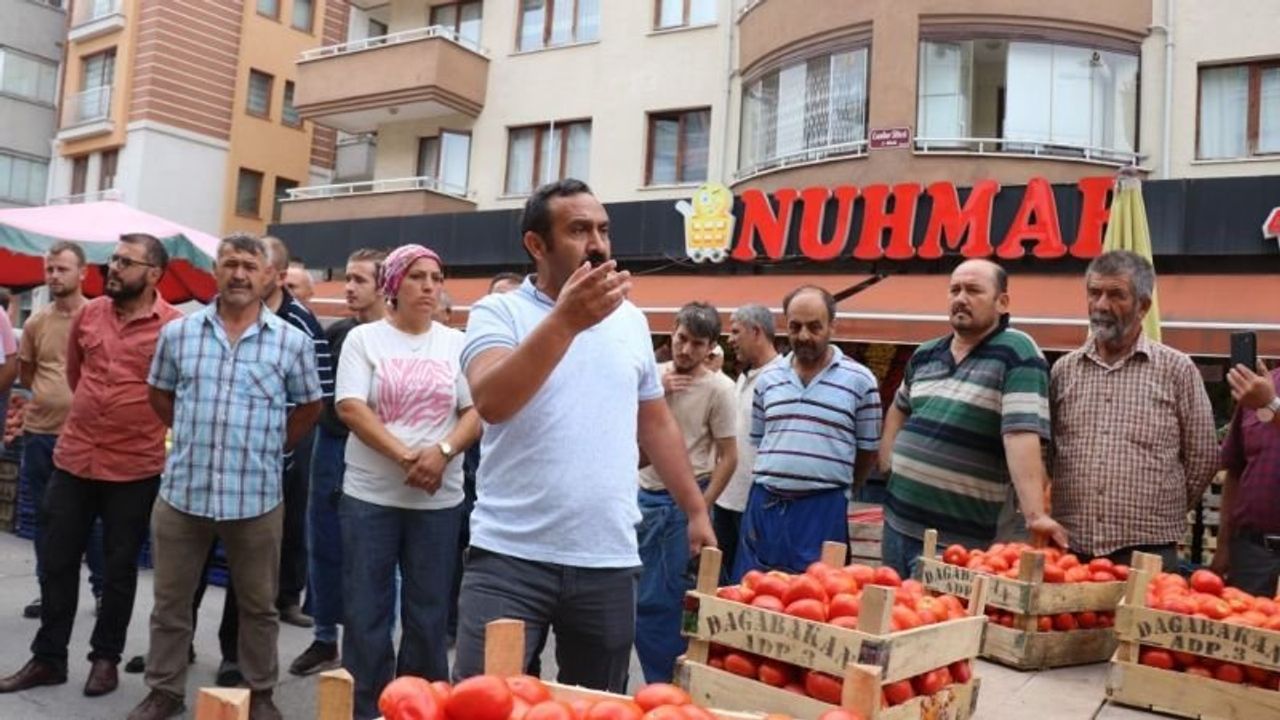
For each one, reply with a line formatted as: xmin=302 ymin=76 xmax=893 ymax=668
xmin=585 ymin=700 xmax=644 ymax=720
xmin=510 ymin=698 xmax=531 ymax=720
xmin=741 ymin=570 xmax=765 ymax=590
xmin=1215 ymin=663 xmax=1246 ymax=684
xmin=1171 ymin=651 xmax=1197 ymax=667
xmin=1058 ymin=554 xmax=1081 ymax=570
xmin=785 ymin=598 xmax=829 ymax=623
xmin=756 ymin=660 xmax=795 ymax=688
xmin=380 ymin=676 xmax=444 ymax=720
xmin=750 ymin=595 xmax=786 ymax=612
xmin=782 ymin=682 xmax=807 ymax=695
xmin=754 ymin=575 xmax=789 ymax=600
xmin=872 ymin=566 xmax=902 ymax=587
xmin=817 ymin=711 xmax=866 ymax=720
xmin=830 ymin=616 xmax=860 ymax=629
xmin=1052 ymin=613 xmax=1078 ymax=632
xmin=639 ymin=707 xmax=686 ymax=720
xmin=844 ymin=564 xmax=876 ymax=586
xmin=1198 ymin=597 xmax=1232 ymax=620
xmin=569 ymin=698 xmax=596 ymax=719
xmin=1087 ymin=558 xmax=1115 ymax=573
xmin=942 ymin=544 xmax=969 ymax=566
xmin=985 ymin=555 xmax=1010 ymax=573
xmin=715 ymin=586 xmax=749 ymax=604
xmin=1064 ymin=567 xmax=1091 ymax=583
xmin=706 ymin=658 xmax=723 ymax=670
xmin=883 ymin=680 xmax=914 ymax=706
xmin=1244 ymin=666 xmax=1274 ymax=686
xmin=446 ymin=677 xmax=515 ymax=720
xmin=1076 ymin=611 xmax=1099 ymax=629
xmin=912 ymin=669 xmax=946 ymax=697
xmin=948 ymin=660 xmax=972 ymax=684
xmin=890 ymin=605 xmax=922 ymax=631
xmin=1111 ymin=564 xmax=1130 ymax=581
xmin=525 ymin=701 xmax=578 ymax=720
xmin=1036 ymin=616 xmax=1053 ymax=632
xmin=633 ymin=684 xmax=690 ymax=711
xmin=722 ymin=652 xmax=759 ymax=679
xmin=828 ymin=593 xmax=861 ymax=620
xmin=783 ymin=575 xmax=828 ymax=606
xmin=803 ymin=671 xmax=844 ymax=705
xmin=1139 ymin=648 xmax=1176 ymax=671
xmin=506 ymin=676 xmax=552 ymax=706
xmin=1190 ymin=569 xmax=1226 ymax=597
xmin=1041 ymin=564 xmax=1066 ymax=583
xmin=1254 ymin=597 xmax=1279 ymax=616
xmin=1162 ymin=596 xmax=1196 ymax=616
xmin=1091 ymin=571 xmax=1118 ymax=583
xmin=822 ymin=573 xmax=858 ymax=598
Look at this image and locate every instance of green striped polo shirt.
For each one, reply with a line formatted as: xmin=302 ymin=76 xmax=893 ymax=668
xmin=885 ymin=315 xmax=1050 ymax=546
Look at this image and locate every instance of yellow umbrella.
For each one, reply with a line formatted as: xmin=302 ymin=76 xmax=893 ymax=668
xmin=1102 ymin=170 xmax=1162 ymax=342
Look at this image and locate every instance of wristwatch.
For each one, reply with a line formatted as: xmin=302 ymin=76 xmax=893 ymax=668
xmin=438 ymin=441 xmax=455 ymax=460
xmin=1256 ymin=397 xmax=1280 ymax=423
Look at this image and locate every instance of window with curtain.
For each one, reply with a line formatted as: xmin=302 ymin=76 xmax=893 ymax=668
xmin=656 ymin=0 xmax=715 ymax=29
xmin=236 ymin=169 xmax=264 ymax=216
xmin=1197 ymin=61 xmax=1280 ymax=159
xmin=282 ymin=81 xmax=300 ymax=127
xmin=70 ymin=156 xmax=87 ymax=195
xmin=505 ymin=121 xmax=591 ymax=195
xmin=78 ymin=49 xmax=116 ymax=122
xmin=0 ymin=49 xmax=59 ymax=104
xmin=0 ymin=152 xmax=49 ymax=205
xmin=739 ymin=46 xmax=868 ymax=174
xmin=291 ymin=0 xmax=313 ymax=32
xmin=417 ymin=131 xmax=471 ymax=195
xmin=431 ymin=1 xmax=482 ymax=47
xmin=648 ymin=108 xmax=710 ymax=185
xmin=247 ymin=69 xmax=272 ymax=117
xmin=256 ymin=0 xmax=278 ymax=18
xmin=518 ymin=0 xmax=599 ymax=52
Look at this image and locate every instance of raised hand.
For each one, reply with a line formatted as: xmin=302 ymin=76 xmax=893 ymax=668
xmin=552 ymin=260 xmax=632 ymax=334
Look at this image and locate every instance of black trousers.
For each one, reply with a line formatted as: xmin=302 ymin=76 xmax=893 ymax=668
xmin=31 ymin=469 xmax=160 ymax=671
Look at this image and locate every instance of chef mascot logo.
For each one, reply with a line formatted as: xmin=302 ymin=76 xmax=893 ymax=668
xmin=675 ymin=182 xmax=735 ymax=263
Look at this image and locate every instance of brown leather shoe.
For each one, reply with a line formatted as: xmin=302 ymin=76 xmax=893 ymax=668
xmin=0 ymin=658 xmax=67 ymax=693
xmin=126 ymin=689 xmax=185 ymax=720
xmin=250 ymin=689 xmax=283 ymax=720
xmin=83 ymin=658 xmax=118 ymax=696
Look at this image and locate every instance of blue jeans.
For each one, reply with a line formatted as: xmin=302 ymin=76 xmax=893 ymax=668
xmin=635 ymin=482 xmax=705 ymax=683
xmin=340 ymin=494 xmax=463 ymax=720
xmin=23 ymin=433 xmax=104 ymax=595
xmin=733 ymin=484 xmax=848 ymax=581
xmin=881 ymin=522 xmax=925 ymax=580
xmin=308 ymin=428 xmax=345 ymax=644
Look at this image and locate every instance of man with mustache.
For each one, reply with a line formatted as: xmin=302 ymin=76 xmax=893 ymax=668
xmin=734 ymin=286 xmax=881 ymax=578
xmin=0 ymin=235 xmax=180 ymax=699
xmin=880 ymin=260 xmax=1066 ymax=578
xmin=1049 ymin=251 xmax=1217 ymax=570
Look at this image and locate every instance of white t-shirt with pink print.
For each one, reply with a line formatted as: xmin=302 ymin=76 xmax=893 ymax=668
xmin=335 ymin=318 xmax=473 ymax=510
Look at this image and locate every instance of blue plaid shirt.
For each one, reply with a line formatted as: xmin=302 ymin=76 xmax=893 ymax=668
xmin=148 ymin=302 xmax=322 ymax=520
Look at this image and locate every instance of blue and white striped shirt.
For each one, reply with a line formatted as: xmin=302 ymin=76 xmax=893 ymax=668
xmin=751 ymin=346 xmax=882 ymax=491
xmin=148 ymin=302 xmax=322 ymax=520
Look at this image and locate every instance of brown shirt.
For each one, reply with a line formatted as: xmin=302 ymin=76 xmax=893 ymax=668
xmin=1049 ymin=335 xmax=1218 ymax=556
xmin=638 ymin=362 xmax=737 ymax=491
xmin=17 ymin=304 xmax=78 ymax=434
xmin=54 ymin=295 xmax=182 ymax=481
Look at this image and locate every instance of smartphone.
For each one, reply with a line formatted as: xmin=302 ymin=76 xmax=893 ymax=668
xmin=1230 ymin=331 xmax=1257 ymax=370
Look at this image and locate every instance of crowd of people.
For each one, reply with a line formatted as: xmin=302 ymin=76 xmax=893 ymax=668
xmin=0 ymin=177 xmax=1273 ymax=720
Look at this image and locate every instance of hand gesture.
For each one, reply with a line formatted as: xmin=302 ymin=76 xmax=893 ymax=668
xmin=687 ymin=510 xmax=718 ymax=558
xmin=552 ymin=260 xmax=632 ymax=334
xmin=1227 ymin=360 xmax=1275 ymax=410
xmin=663 ymin=371 xmax=693 ymax=396
xmin=405 ymin=445 xmax=447 ymax=495
xmin=1027 ymin=514 xmax=1069 ymax=549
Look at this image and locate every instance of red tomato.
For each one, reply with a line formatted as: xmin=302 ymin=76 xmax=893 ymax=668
xmin=1198 ymin=597 xmax=1232 ymax=620
xmin=569 ymin=699 xmax=596 ymax=719
xmin=807 ymin=561 xmax=835 ymax=578
xmin=741 ymin=570 xmax=765 ymax=590
xmin=633 ymin=684 xmax=690 ymax=711
xmin=524 ymin=701 xmax=578 ymax=720
xmin=912 ymin=669 xmax=946 ymax=697
xmin=1111 ymin=565 xmax=1130 ymax=581
xmin=803 ymin=671 xmax=844 ymax=705
xmin=1190 ymin=569 xmax=1226 ymax=597
xmin=510 ymin=698 xmax=531 ymax=720
xmin=822 ymin=573 xmax=858 ymax=598
xmin=830 ymin=615 xmax=861 ymax=629
xmin=1037 ymin=616 xmax=1053 ymax=632
xmin=1215 ymin=663 xmax=1246 ymax=684
xmin=1171 ymin=651 xmax=1197 ymax=667
xmin=783 ymin=575 xmax=829 ymax=606
xmin=1058 ymin=554 xmax=1081 ymax=570
xmin=756 ymin=660 xmax=795 ymax=688
xmin=1064 ymin=567 xmax=1091 ymax=583
xmin=715 ymin=586 xmax=748 ymax=603
xmin=883 ymin=680 xmax=915 ymax=706
xmin=1091 ymin=571 xmax=1118 ymax=583
xmin=447 ymin=676 xmax=514 ymax=720
xmin=1041 ymin=564 xmax=1066 ymax=584
xmin=506 ymin=676 xmax=552 ymax=705
xmin=942 ymin=544 xmax=969 ymax=566
xmin=872 ymin=566 xmax=902 ymax=588
xmin=1087 ymin=558 xmax=1115 ymax=573
xmin=1076 ymin=611 xmax=1099 ymax=629
xmin=828 ymin=593 xmax=861 ymax=620
xmin=843 ymin=564 xmax=876 ymax=586
xmin=722 ymin=652 xmax=759 ymax=679
xmin=890 ymin=606 xmax=923 ymax=631
xmin=754 ymin=575 xmax=789 ymax=600
xmin=785 ymin=598 xmax=829 ymax=623
xmin=380 ymin=676 xmax=443 ymax=720
xmin=1162 ymin=596 xmax=1197 ymax=616
xmin=948 ymin=660 xmax=972 ymax=684
xmin=585 ymin=700 xmax=644 ymax=720
xmin=1052 ymin=613 xmax=1078 ymax=632
xmin=1245 ymin=666 xmax=1274 ymax=686
xmin=750 ymin=595 xmax=786 ymax=612
xmin=1139 ymin=648 xmax=1176 ymax=671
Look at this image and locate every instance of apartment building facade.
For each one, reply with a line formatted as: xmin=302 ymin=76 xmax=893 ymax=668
xmin=46 ymin=0 xmax=347 ymax=235
xmin=0 ymin=0 xmax=64 ymax=209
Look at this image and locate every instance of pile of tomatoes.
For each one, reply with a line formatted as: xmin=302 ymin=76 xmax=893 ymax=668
xmin=1146 ymin=569 xmax=1280 ymax=629
xmin=715 ymin=561 xmax=972 ymax=631
xmin=940 ymin=542 xmax=1130 ymax=584
xmin=1137 ymin=645 xmax=1280 ymax=690
xmin=985 ymin=608 xmax=1116 ymax=632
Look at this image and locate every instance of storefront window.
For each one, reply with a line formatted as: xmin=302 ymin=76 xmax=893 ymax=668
xmin=1198 ymin=62 xmax=1280 ymax=159
xmin=915 ymin=39 xmax=1138 ymax=163
xmin=738 ymin=46 xmax=868 ymax=177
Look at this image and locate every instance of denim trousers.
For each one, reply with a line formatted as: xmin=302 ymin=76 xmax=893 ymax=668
xmin=308 ymin=428 xmax=346 ymax=644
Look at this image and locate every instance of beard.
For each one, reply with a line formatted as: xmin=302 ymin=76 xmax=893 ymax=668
xmin=793 ymin=339 xmax=827 ymax=364
xmin=1089 ymin=311 xmax=1134 ymax=344
xmin=104 ymin=274 xmax=146 ymax=302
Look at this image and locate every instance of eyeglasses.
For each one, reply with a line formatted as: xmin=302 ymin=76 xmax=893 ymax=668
xmin=108 ymin=255 xmax=156 ymax=270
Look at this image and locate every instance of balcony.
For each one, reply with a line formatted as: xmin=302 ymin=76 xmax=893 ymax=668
xmin=279 ymin=176 xmax=476 ymax=223
xmin=913 ymin=137 xmax=1143 ymax=168
xmin=294 ymin=26 xmax=489 ymax=134
xmin=48 ymin=188 xmax=123 ymax=205
xmin=57 ymin=86 xmax=114 ymax=141
xmin=68 ymin=0 xmax=125 ymax=43
xmin=333 ymin=133 xmax=377 ymax=183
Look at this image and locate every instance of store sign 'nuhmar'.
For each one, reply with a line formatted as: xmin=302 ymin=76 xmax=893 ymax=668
xmin=676 ymin=177 xmax=1117 ymax=264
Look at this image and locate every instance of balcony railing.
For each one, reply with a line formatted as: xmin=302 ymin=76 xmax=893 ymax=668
xmin=286 ymin=176 xmax=471 ymax=201
xmin=333 ymin=133 xmax=377 ymax=182
xmin=736 ymin=140 xmax=869 ymax=180
xmin=75 ymin=0 xmax=120 ymax=23
xmin=299 ymin=25 xmax=486 ymax=62
xmin=913 ymin=137 xmax=1142 ymax=167
xmin=48 ymin=188 xmax=122 ymax=205
xmin=66 ymin=86 xmax=112 ymax=125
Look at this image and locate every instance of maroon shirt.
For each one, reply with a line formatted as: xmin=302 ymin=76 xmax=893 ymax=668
xmin=1220 ymin=368 xmax=1280 ymax=534
xmin=55 ymin=295 xmax=182 ymax=481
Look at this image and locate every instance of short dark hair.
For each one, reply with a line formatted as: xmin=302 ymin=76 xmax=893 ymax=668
xmin=675 ymin=302 xmax=721 ymax=341
xmin=520 ymin=178 xmax=593 ymax=243
xmin=48 ymin=241 xmax=85 ymax=266
xmin=489 ymin=272 xmax=523 ymax=292
xmin=1087 ymin=250 xmax=1155 ymax=303
xmin=348 ymin=248 xmax=386 ymax=278
xmin=782 ymin=285 xmax=838 ymax=323
xmin=120 ymin=233 xmax=169 ymax=271
xmin=219 ymin=232 xmax=266 ymax=258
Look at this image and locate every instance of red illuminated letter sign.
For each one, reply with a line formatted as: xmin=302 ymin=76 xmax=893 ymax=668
xmin=796 ymin=186 xmax=859 ymax=261
xmin=853 ymin=183 xmax=922 ymax=260
xmin=997 ymin=177 xmax=1067 ymax=259
xmin=917 ymin=180 xmax=999 ymax=259
xmin=1071 ymin=176 xmax=1114 ymax=259
xmin=731 ymin=188 xmax=799 ymax=261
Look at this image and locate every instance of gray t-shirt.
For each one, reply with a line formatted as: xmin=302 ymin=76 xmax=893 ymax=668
xmin=462 ymin=278 xmax=662 ymax=568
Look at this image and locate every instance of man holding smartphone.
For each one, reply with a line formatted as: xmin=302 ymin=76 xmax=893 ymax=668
xmin=1221 ymin=354 xmax=1280 ymax=595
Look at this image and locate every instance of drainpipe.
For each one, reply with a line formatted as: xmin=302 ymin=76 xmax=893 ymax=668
xmin=1160 ymin=0 xmax=1175 ymax=178
xmin=720 ymin=0 xmax=737 ymax=184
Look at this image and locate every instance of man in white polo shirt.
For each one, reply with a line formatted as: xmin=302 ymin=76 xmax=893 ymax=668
xmin=455 ymin=179 xmax=716 ymax=691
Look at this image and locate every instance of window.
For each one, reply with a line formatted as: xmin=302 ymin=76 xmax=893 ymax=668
xmin=99 ymin=149 xmax=117 ymax=190
xmin=368 ymin=18 xmax=388 ymax=38
xmin=282 ymin=81 xmax=301 ymax=127
xmin=291 ymin=0 xmax=313 ymax=33
xmin=505 ymin=120 xmax=591 ymax=195
xmin=236 ymin=168 xmax=264 ymax=217
xmin=431 ymin=1 xmax=482 ymax=47
xmin=915 ymin=39 xmax=1138 ymax=160
xmin=256 ymin=0 xmax=279 ymax=19
xmin=272 ymin=177 xmax=298 ymax=223
xmin=417 ymin=131 xmax=472 ymax=195
xmin=1198 ymin=61 xmax=1280 ymax=159
xmin=82 ymin=48 xmax=115 ymax=90
xmin=648 ymin=108 xmax=710 ymax=185
xmin=70 ymin=155 xmax=88 ymax=195
xmin=739 ymin=46 xmax=868 ymax=175
xmin=518 ymin=0 xmax=599 ymax=52
xmin=655 ymin=0 xmax=714 ymax=29
xmin=0 ymin=49 xmax=59 ymax=104
xmin=0 ymin=153 xmax=49 ymax=205
xmin=247 ymin=69 xmax=272 ymax=118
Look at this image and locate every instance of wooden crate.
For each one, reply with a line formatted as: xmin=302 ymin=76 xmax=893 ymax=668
xmin=1105 ymin=553 xmax=1280 ymax=719
xmin=918 ymin=529 xmax=1124 ymax=670
xmin=677 ymin=542 xmax=988 ymax=720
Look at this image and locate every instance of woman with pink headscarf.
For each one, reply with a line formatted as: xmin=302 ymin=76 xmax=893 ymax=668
xmin=333 ymin=244 xmax=480 ymax=719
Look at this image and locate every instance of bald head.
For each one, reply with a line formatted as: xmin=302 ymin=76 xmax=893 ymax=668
xmin=953 ymin=259 xmax=1007 ymax=294
xmin=948 ymin=260 xmax=1009 ymax=339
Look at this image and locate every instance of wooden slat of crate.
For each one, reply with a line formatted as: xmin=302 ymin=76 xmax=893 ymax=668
xmin=982 ymin=624 xmax=1117 ymax=670
xmin=917 ymin=558 xmax=1124 ymax=615
xmin=678 ymin=660 xmax=980 ymax=720
xmin=1114 ymin=604 xmax=1280 ymax=672
xmin=1106 ymin=659 xmax=1280 ymax=719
